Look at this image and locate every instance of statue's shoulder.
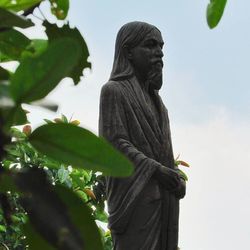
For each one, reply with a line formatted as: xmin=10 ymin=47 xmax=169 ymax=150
xmin=101 ymin=80 xmax=123 ymax=96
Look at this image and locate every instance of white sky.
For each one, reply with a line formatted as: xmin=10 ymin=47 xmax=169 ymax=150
xmin=11 ymin=0 xmax=250 ymax=249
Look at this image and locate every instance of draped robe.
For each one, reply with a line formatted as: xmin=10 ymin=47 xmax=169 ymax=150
xmin=99 ymin=76 xmax=179 ymax=250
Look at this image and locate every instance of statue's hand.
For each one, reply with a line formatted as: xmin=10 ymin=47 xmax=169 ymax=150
xmin=154 ymin=165 xmax=181 ymax=191
xmin=172 ymin=178 xmax=186 ymax=199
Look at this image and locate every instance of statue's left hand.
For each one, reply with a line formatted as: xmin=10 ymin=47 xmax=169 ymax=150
xmin=172 ymin=178 xmax=186 ymax=199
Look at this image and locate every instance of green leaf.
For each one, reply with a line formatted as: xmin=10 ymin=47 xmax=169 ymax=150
xmin=0 ymin=28 xmax=31 ymax=61
xmin=29 ymin=123 xmax=134 ymax=177
xmin=0 ymin=7 xmax=33 ymax=28
xmin=55 ymin=185 xmax=103 ymax=250
xmin=207 ymin=0 xmax=227 ymax=29
xmin=21 ymin=39 xmax=48 ymax=59
xmin=10 ymin=38 xmax=81 ymax=104
xmin=57 ymin=166 xmax=70 ymax=183
xmin=0 ymin=225 xmax=6 ymax=233
xmin=23 ymin=221 xmax=55 ymax=250
xmin=177 ymin=169 xmax=188 ymax=181
xmin=4 ymin=105 xmax=28 ymax=126
xmin=44 ymin=22 xmax=91 ymax=85
xmin=0 ymin=66 xmax=10 ymax=80
xmin=49 ymin=0 xmax=69 ymax=20
xmin=0 ymin=0 xmax=42 ymax=12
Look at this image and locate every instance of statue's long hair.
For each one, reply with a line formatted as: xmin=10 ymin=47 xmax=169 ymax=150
xmin=110 ymin=21 xmax=157 ymax=81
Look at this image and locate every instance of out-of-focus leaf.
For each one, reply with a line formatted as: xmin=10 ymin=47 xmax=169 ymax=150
xmin=21 ymin=39 xmax=48 ymax=59
xmin=23 ymin=221 xmax=55 ymax=250
xmin=10 ymin=38 xmax=81 ymax=104
xmin=0 ymin=171 xmax=18 ymax=193
xmin=57 ymin=166 xmax=70 ymax=183
xmin=0 ymin=7 xmax=33 ymax=28
xmin=49 ymin=0 xmax=69 ymax=20
xmin=4 ymin=105 xmax=28 ymax=127
xmin=0 ymin=66 xmax=10 ymax=80
xmin=0 ymin=225 xmax=6 ymax=232
xmin=44 ymin=22 xmax=91 ymax=85
xmin=31 ymin=99 xmax=58 ymax=112
xmin=94 ymin=205 xmax=108 ymax=223
xmin=177 ymin=169 xmax=188 ymax=181
xmin=29 ymin=123 xmax=134 ymax=177
xmin=0 ymin=29 xmax=31 ymax=61
xmin=207 ymin=0 xmax=227 ymax=29
xmin=0 ymin=0 xmax=42 ymax=12
xmin=55 ymin=185 xmax=103 ymax=250
xmin=15 ymin=168 xmax=85 ymax=249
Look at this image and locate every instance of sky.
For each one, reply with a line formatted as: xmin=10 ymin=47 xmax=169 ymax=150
xmin=9 ymin=0 xmax=250 ymax=249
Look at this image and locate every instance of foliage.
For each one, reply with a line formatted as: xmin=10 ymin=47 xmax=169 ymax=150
xmin=0 ymin=1 xmax=132 ymax=249
xmin=206 ymin=0 xmax=227 ymax=29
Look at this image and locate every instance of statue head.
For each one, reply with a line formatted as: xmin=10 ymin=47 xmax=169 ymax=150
xmin=110 ymin=21 xmax=164 ymax=90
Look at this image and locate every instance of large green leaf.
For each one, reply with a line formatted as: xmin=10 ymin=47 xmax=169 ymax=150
xmin=55 ymin=185 xmax=103 ymax=250
xmin=49 ymin=0 xmax=69 ymax=20
xmin=10 ymin=38 xmax=81 ymax=104
xmin=0 ymin=7 xmax=33 ymax=28
xmin=0 ymin=28 xmax=31 ymax=61
xmin=0 ymin=0 xmax=42 ymax=12
xmin=29 ymin=123 xmax=134 ymax=177
xmin=44 ymin=22 xmax=91 ymax=85
xmin=23 ymin=221 xmax=55 ymax=250
xmin=207 ymin=0 xmax=227 ymax=29
xmin=0 ymin=66 xmax=10 ymax=80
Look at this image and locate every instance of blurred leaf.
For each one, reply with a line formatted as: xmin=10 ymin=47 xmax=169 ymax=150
xmin=15 ymin=168 xmax=85 ymax=249
xmin=49 ymin=0 xmax=69 ymax=20
xmin=177 ymin=169 xmax=188 ymax=181
xmin=0 ymin=66 xmax=10 ymax=80
xmin=94 ymin=206 xmax=108 ymax=223
xmin=10 ymin=127 xmax=27 ymax=139
xmin=0 ymin=28 xmax=31 ymax=62
xmin=0 ymin=171 xmax=18 ymax=193
xmin=29 ymin=123 xmax=134 ymax=177
xmin=0 ymin=7 xmax=33 ymax=28
xmin=44 ymin=21 xmax=91 ymax=85
xmin=0 ymin=0 xmax=42 ymax=12
xmin=55 ymin=185 xmax=103 ymax=250
xmin=61 ymin=114 xmax=68 ymax=123
xmin=0 ymin=225 xmax=6 ymax=232
xmin=21 ymin=39 xmax=48 ymax=59
xmin=31 ymin=99 xmax=58 ymax=112
xmin=207 ymin=0 xmax=227 ymax=29
xmin=10 ymin=38 xmax=81 ymax=104
xmin=23 ymin=221 xmax=55 ymax=250
xmin=4 ymin=105 xmax=28 ymax=127
xmin=57 ymin=166 xmax=69 ymax=183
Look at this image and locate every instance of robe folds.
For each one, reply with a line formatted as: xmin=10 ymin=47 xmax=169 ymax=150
xmin=99 ymin=76 xmax=179 ymax=250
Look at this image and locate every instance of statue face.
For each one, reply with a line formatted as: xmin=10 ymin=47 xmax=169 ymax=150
xmin=129 ymin=28 xmax=164 ymax=88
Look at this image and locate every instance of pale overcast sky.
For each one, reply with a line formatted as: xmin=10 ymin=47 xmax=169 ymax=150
xmin=15 ymin=1 xmax=250 ymax=249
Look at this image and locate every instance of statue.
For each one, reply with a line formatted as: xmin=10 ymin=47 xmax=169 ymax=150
xmin=98 ymin=21 xmax=186 ymax=250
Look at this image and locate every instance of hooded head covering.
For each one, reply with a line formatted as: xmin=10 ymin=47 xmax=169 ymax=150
xmin=110 ymin=21 xmax=159 ymax=81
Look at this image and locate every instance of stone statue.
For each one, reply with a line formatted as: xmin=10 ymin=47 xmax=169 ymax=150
xmin=98 ymin=21 xmax=186 ymax=250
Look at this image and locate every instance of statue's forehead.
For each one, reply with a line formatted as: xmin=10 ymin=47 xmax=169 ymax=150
xmin=143 ymin=28 xmax=164 ymax=43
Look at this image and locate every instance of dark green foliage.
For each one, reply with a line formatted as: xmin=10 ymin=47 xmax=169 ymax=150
xmin=207 ymin=0 xmax=227 ymax=28
xmin=29 ymin=123 xmax=133 ymax=176
xmin=0 ymin=2 xmax=128 ymax=249
xmin=10 ymin=38 xmax=81 ymax=104
xmin=49 ymin=0 xmax=69 ymax=20
xmin=0 ymin=7 xmax=34 ymax=28
xmin=0 ymin=29 xmax=31 ymax=62
xmin=0 ymin=0 xmax=42 ymax=12
xmin=44 ymin=22 xmax=91 ymax=85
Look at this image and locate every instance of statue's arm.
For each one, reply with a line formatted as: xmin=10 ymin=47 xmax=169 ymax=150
xmin=99 ymin=82 xmax=182 ymax=193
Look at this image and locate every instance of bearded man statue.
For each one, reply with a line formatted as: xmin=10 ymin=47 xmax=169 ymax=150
xmin=98 ymin=21 xmax=186 ymax=250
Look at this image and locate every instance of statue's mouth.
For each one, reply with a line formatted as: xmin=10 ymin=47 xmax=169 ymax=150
xmin=152 ymin=59 xmax=163 ymax=68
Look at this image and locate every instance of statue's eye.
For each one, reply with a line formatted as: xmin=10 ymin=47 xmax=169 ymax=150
xmin=144 ymin=39 xmax=155 ymax=48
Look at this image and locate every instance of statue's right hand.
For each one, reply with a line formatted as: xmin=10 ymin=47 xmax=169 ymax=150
xmin=154 ymin=165 xmax=181 ymax=190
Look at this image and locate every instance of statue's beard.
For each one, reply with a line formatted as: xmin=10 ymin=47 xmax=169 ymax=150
xmin=146 ymin=62 xmax=163 ymax=91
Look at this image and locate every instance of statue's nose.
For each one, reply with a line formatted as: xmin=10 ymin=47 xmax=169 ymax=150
xmin=155 ymin=46 xmax=164 ymax=58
